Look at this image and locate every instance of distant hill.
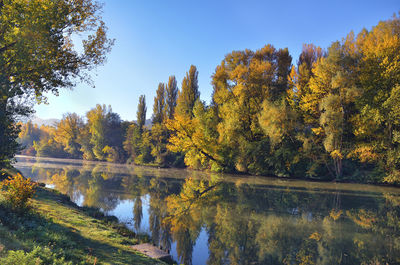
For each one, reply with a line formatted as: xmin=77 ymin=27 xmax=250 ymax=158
xmin=22 ymin=116 xmax=152 ymax=128
xmin=29 ymin=116 xmax=59 ymax=127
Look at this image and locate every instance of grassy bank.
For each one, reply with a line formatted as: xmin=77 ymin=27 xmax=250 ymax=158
xmin=0 ymin=180 xmax=164 ymax=265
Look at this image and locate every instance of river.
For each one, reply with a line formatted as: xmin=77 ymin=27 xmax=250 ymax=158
xmin=14 ymin=155 xmax=400 ymax=265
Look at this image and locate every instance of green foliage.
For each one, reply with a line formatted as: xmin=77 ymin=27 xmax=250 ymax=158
xmin=123 ymin=124 xmax=142 ymax=163
xmin=85 ymin=104 xmax=124 ymax=162
xmin=0 ymin=185 xmax=161 ymax=265
xmin=33 ymin=139 xmax=67 ymax=159
xmin=152 ymin=83 xmax=166 ymax=124
xmin=137 ymin=95 xmax=147 ymax=133
xmin=175 ymin=65 xmax=200 ymax=118
xmin=0 ymin=111 xmax=20 ymax=167
xmin=135 ymin=130 xmax=154 ymax=164
xmin=165 ymin=76 xmax=178 ymax=120
xmin=151 ymin=123 xmax=168 ymax=165
xmin=0 ymin=0 xmax=113 ymax=166
xmin=0 ymin=246 xmax=71 ymax=265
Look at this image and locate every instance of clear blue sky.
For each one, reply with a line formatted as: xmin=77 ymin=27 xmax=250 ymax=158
xmin=34 ymin=0 xmax=399 ymax=121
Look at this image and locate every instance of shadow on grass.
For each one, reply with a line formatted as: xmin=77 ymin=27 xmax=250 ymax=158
xmin=0 ymin=188 xmax=160 ymax=265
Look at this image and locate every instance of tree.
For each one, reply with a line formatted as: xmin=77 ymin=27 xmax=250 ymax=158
xmin=300 ymin=37 xmax=360 ymax=179
xmin=137 ymin=95 xmax=147 ymax=133
xmin=85 ymin=104 xmax=124 ymax=162
xmin=175 ymin=65 xmax=200 ymax=118
xmin=350 ymin=15 xmax=400 ymax=183
xmin=0 ymin=0 xmax=113 ymax=166
xmin=86 ymin=104 xmax=108 ymax=160
xmin=33 ymin=125 xmax=67 ymax=158
xmin=124 ymin=95 xmax=152 ymax=164
xmin=168 ymin=100 xmax=222 ymax=170
xmin=211 ymin=45 xmax=293 ymax=174
xmin=166 ymin=76 xmax=178 ymax=120
xmin=17 ymin=121 xmax=41 ymax=155
xmin=123 ymin=123 xmax=142 ymax=163
xmin=152 ymin=83 xmax=166 ymax=124
xmin=167 ymin=65 xmax=222 ymax=169
xmin=54 ymin=113 xmax=84 ymax=158
xmin=287 ymin=44 xmax=326 ymax=178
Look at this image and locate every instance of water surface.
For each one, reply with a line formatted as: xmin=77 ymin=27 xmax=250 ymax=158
xmin=15 ymin=156 xmax=400 ymax=265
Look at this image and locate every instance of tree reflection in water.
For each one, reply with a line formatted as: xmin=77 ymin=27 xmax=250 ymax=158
xmin=18 ymin=158 xmax=400 ymax=265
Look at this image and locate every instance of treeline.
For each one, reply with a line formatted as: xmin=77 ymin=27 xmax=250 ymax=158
xmin=19 ymin=15 xmax=400 ymax=183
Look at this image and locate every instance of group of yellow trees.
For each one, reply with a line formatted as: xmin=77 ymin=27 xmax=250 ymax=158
xmin=19 ymin=15 xmax=400 ymax=183
xmin=19 ymin=106 xmax=127 ymax=163
xmin=164 ymin=15 xmax=400 ymax=183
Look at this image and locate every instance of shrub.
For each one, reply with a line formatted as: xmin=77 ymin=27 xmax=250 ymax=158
xmin=0 ymin=174 xmax=37 ymax=210
xmin=0 ymin=246 xmax=71 ymax=265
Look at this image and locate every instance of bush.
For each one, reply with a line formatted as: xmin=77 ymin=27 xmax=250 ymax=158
xmin=0 ymin=174 xmax=37 ymax=210
xmin=0 ymin=246 xmax=71 ymax=265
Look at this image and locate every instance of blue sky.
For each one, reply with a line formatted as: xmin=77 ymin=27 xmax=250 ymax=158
xmin=34 ymin=0 xmax=399 ymax=121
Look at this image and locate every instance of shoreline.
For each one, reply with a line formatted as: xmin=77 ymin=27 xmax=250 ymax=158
xmin=15 ymin=155 xmax=400 ymax=189
xmin=0 ymin=170 xmax=165 ymax=265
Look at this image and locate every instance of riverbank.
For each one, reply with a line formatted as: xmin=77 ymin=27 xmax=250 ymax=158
xmin=16 ymin=154 xmax=400 ymax=188
xmin=0 ymin=171 xmax=164 ymax=265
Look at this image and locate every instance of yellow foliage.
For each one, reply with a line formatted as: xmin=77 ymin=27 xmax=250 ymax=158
xmin=330 ymin=150 xmax=343 ymax=160
xmin=309 ymin=232 xmax=322 ymax=241
xmin=311 ymin=127 xmax=323 ymax=136
xmin=329 ymin=209 xmax=343 ymax=221
xmin=0 ymin=173 xmax=37 ymax=210
xmin=166 ymin=115 xmax=196 ymax=153
xmin=384 ymin=170 xmax=400 ymax=184
xmin=346 ymin=209 xmax=376 ymax=229
xmin=348 ymin=146 xmax=379 ymax=163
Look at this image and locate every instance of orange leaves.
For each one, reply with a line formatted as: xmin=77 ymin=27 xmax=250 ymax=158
xmin=348 ymin=146 xmax=379 ymax=163
xmin=309 ymin=232 xmax=322 ymax=241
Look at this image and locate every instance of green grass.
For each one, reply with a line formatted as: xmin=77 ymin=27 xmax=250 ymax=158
xmin=0 ymin=186 xmax=164 ymax=265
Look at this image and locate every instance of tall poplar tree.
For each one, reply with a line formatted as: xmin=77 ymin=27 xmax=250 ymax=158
xmin=137 ymin=95 xmax=147 ymax=133
xmin=152 ymin=83 xmax=166 ymax=124
xmin=166 ymin=76 xmax=178 ymax=120
xmin=175 ymin=65 xmax=200 ymax=117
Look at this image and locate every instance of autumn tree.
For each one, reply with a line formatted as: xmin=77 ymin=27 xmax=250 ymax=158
xmin=54 ymin=113 xmax=84 ymax=158
xmin=18 ymin=121 xmax=41 ymax=155
xmin=33 ymin=125 xmax=66 ymax=158
xmin=137 ymin=95 xmax=147 ymax=133
xmin=211 ymin=45 xmax=294 ymax=174
xmin=175 ymin=65 xmax=200 ymax=118
xmin=124 ymin=95 xmax=153 ymax=164
xmin=0 ymin=0 xmax=113 ymax=166
xmin=152 ymin=83 xmax=166 ymax=124
xmin=167 ymin=65 xmax=225 ymax=170
xmin=286 ymin=44 xmax=325 ymax=177
xmin=349 ymin=15 xmax=400 ymax=183
xmin=151 ymin=83 xmax=168 ymax=164
xmin=166 ymin=65 xmax=204 ymax=168
xmin=83 ymin=104 xmax=124 ymax=162
xmin=165 ymin=76 xmax=178 ymax=120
